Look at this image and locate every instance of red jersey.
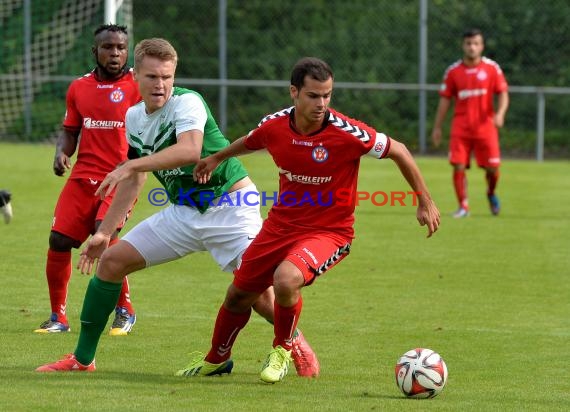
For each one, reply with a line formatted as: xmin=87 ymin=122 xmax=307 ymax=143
xmin=439 ymin=57 xmax=508 ymax=137
xmin=244 ymin=107 xmax=391 ymax=239
xmin=64 ymin=69 xmax=141 ymax=180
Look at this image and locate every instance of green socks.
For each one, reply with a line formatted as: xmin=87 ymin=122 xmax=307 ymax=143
xmin=74 ymin=276 xmax=122 ymax=365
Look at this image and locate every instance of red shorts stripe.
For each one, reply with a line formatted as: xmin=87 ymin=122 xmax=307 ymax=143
xmin=233 ymin=221 xmax=351 ymax=293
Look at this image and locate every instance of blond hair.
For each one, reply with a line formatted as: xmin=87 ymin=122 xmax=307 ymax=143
xmin=134 ymin=38 xmax=178 ymax=70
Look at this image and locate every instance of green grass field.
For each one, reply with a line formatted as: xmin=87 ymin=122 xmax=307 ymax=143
xmin=0 ymin=142 xmax=568 ymax=411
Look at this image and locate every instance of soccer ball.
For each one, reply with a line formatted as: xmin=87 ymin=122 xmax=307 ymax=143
xmin=395 ymin=348 xmax=448 ymax=398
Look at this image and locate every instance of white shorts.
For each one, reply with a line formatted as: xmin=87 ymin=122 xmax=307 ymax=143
xmin=122 ymin=184 xmax=262 ymax=272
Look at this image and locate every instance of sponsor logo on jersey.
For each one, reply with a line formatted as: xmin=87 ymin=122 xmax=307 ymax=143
xmin=97 ymin=84 xmax=114 ymax=89
xmin=457 ymin=88 xmax=487 ymax=100
xmin=312 ymin=145 xmax=329 ymax=162
xmin=477 ymin=70 xmax=488 ymax=81
xmin=109 ymin=88 xmax=125 ymax=103
xmin=292 ymin=138 xmax=313 ymax=147
xmin=83 ymin=118 xmax=124 ymax=129
xmin=278 ymin=168 xmax=332 ymax=185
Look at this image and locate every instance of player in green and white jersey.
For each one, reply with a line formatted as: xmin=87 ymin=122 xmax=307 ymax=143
xmin=36 ymin=38 xmax=319 ymax=377
xmin=127 ymin=86 xmax=248 ymax=211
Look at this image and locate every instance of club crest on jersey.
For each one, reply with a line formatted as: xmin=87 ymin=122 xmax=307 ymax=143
xmin=477 ymin=70 xmax=487 ymax=81
xmin=109 ymin=88 xmax=124 ymax=103
xmin=374 ymin=141 xmax=384 ymax=153
xmin=312 ymin=145 xmax=329 ymax=163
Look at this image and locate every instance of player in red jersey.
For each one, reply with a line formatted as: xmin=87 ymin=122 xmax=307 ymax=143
xmin=431 ymin=28 xmax=509 ymax=218
xmin=176 ymin=57 xmax=440 ymax=383
xmin=35 ymin=24 xmax=141 ymax=335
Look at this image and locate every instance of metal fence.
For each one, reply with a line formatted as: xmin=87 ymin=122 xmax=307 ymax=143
xmin=1 ymin=0 xmax=569 ymax=160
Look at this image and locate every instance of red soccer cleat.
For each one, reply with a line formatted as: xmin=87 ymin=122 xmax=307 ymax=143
xmin=291 ymin=330 xmax=320 ymax=377
xmin=36 ymin=353 xmax=96 ymax=372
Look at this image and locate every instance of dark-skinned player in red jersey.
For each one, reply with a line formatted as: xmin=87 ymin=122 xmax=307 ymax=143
xmin=176 ymin=57 xmax=440 ymax=383
xmin=35 ymin=24 xmax=141 ymax=336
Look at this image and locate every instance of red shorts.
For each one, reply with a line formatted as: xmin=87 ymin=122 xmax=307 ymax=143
xmin=233 ymin=221 xmax=352 ymax=293
xmin=52 ymin=178 xmax=131 ymax=244
xmin=449 ymin=134 xmax=500 ymax=168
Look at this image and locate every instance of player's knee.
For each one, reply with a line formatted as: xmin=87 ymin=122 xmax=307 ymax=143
xmin=273 ymin=261 xmax=303 ymax=297
xmin=49 ymin=231 xmax=80 ymax=251
xmin=225 ymin=284 xmax=259 ymax=312
xmin=98 ymin=248 xmax=129 ymax=281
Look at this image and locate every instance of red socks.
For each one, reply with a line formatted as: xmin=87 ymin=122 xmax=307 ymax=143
xmin=45 ymin=249 xmax=72 ymax=324
xmin=273 ymin=297 xmax=303 ymax=351
xmin=453 ymin=169 xmax=468 ymax=209
xmin=206 ymin=306 xmax=252 ymax=364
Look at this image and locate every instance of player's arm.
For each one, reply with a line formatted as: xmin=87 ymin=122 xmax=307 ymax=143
xmin=431 ymin=96 xmax=451 ymax=148
xmin=386 ymin=139 xmax=440 ymax=237
xmin=53 ymin=127 xmax=79 ymax=176
xmin=494 ymin=91 xmax=509 ymax=128
xmin=96 ymin=131 xmax=202 ymax=198
xmin=193 ymin=135 xmax=255 ymax=184
xmin=78 ymin=171 xmax=147 ymax=274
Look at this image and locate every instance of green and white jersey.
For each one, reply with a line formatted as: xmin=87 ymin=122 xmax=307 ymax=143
xmin=126 ymin=87 xmax=247 ymax=212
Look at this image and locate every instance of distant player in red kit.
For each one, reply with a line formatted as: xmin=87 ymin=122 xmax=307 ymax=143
xmin=35 ymin=24 xmax=140 ymax=335
xmin=431 ymin=28 xmax=509 ymax=218
xmin=178 ymin=57 xmax=440 ymax=383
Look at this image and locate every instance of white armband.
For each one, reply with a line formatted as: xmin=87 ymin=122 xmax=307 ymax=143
xmin=366 ymin=133 xmax=389 ymax=159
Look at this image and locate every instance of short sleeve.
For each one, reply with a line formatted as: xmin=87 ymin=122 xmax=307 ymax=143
xmin=438 ymin=69 xmax=455 ymax=99
xmin=62 ymin=82 xmax=81 ymax=129
xmin=494 ymin=65 xmax=508 ymax=94
xmin=174 ymin=93 xmax=208 ymax=136
xmin=244 ymin=125 xmax=267 ymax=150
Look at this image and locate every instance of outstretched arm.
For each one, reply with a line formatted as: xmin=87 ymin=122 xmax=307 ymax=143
xmin=193 ymin=135 xmax=256 ymax=184
xmin=96 ymin=130 xmax=203 ymax=198
xmin=387 ymin=139 xmax=440 ymax=237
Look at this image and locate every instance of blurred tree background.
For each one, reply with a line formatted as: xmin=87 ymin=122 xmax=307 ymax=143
xmin=1 ymin=0 xmax=568 ymax=157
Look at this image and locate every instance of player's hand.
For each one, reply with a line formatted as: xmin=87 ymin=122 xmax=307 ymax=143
xmin=431 ymin=128 xmax=442 ymax=148
xmin=53 ymin=152 xmax=72 ymax=176
xmin=96 ymin=161 xmax=134 ymax=198
xmin=417 ymin=198 xmax=440 ymax=238
xmin=77 ymin=232 xmax=111 ymax=274
xmin=494 ymin=113 xmax=505 ymax=128
xmin=193 ymin=156 xmax=221 ymax=184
